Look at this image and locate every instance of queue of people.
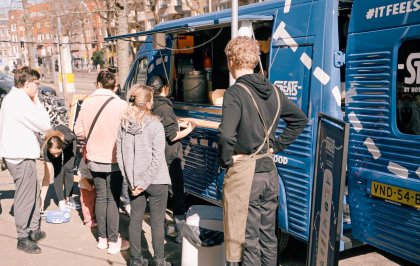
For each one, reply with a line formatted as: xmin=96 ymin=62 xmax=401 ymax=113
xmin=0 ymin=35 xmax=307 ymax=266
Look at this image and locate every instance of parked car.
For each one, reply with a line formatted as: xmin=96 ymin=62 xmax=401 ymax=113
xmin=0 ymin=71 xmax=56 ymax=107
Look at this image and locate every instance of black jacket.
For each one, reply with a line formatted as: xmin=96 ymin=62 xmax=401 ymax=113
xmin=152 ymin=95 xmax=183 ymax=164
xmin=43 ymin=124 xmax=76 ymax=165
xmin=218 ymin=74 xmax=308 ymax=171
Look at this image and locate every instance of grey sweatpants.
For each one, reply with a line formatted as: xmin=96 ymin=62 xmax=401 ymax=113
xmin=6 ymin=159 xmax=41 ymax=239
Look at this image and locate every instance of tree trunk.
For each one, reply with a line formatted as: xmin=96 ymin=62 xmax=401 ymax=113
xmin=81 ymin=19 xmax=91 ymax=66
xmin=22 ymin=0 xmax=35 ymax=68
xmin=115 ymin=0 xmax=130 ymax=87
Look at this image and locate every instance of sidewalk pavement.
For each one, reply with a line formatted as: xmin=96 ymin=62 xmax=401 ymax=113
xmin=0 ymin=160 xmax=182 ymax=266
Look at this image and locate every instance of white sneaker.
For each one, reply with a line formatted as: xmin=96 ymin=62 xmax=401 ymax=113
xmin=58 ymin=200 xmax=67 ymax=211
xmin=97 ymin=237 xmax=108 ymax=249
xmin=107 ymin=236 xmax=130 ymax=254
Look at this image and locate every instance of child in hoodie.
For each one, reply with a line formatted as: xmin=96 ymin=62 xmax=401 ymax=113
xmin=116 ymin=84 xmax=172 ymax=266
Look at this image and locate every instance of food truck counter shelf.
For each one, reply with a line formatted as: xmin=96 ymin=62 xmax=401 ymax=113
xmin=178 ymin=117 xmax=220 ymax=129
xmin=173 ymin=102 xmax=222 ymax=115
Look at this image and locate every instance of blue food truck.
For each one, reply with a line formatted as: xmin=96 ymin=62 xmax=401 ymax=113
xmin=106 ymin=0 xmax=420 ymax=263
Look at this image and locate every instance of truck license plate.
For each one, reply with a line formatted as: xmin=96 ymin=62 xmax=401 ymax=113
xmin=371 ymin=181 xmax=420 ymax=209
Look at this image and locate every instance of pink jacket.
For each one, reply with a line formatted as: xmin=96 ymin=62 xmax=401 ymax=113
xmin=74 ymin=89 xmax=127 ymax=164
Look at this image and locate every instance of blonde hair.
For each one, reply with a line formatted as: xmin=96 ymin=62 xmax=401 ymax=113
xmin=224 ymin=36 xmax=260 ymax=70
xmin=121 ymin=84 xmax=156 ymax=130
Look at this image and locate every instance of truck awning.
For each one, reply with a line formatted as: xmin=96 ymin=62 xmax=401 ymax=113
xmin=105 ymin=14 xmax=273 ymax=42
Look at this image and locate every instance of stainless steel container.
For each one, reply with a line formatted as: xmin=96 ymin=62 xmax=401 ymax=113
xmin=183 ymin=70 xmax=207 ymax=103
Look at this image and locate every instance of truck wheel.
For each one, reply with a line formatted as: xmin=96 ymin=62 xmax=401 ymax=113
xmin=277 ymin=229 xmax=289 ymax=254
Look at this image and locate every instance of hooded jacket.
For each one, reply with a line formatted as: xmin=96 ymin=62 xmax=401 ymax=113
xmin=116 ymin=116 xmax=171 ymax=191
xmin=152 ymin=95 xmax=183 ymax=164
xmin=218 ymin=73 xmax=308 ymax=171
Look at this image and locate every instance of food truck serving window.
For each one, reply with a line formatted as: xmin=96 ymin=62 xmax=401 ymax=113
xmin=396 ymin=39 xmax=420 ymax=135
xmin=160 ymin=19 xmax=273 ymax=107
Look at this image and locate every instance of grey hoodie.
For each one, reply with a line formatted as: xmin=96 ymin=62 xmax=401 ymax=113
xmin=116 ymin=116 xmax=171 ymax=190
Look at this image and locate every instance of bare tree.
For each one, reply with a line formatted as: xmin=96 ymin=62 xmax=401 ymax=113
xmin=185 ymin=0 xmax=204 ymax=15
xmin=21 ymin=0 xmax=35 ymax=68
xmin=114 ymin=0 xmax=130 ymax=85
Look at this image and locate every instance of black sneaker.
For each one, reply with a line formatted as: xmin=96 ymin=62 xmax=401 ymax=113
xmin=29 ymin=230 xmax=46 ymax=242
xmin=17 ymin=237 xmax=41 ymax=254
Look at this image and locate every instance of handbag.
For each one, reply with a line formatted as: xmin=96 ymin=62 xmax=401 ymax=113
xmin=78 ymin=96 xmax=115 ymax=162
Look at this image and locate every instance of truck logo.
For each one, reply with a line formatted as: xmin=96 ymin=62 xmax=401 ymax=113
xmin=366 ymin=1 xmax=420 ymax=20
xmin=274 ymin=80 xmax=302 ymax=100
xmin=400 ymin=52 xmax=420 ymax=85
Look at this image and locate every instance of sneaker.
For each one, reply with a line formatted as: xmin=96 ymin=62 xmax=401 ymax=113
xmin=17 ymin=237 xmax=41 ymax=254
xmin=97 ymin=237 xmax=108 ymax=249
xmin=107 ymin=236 xmax=130 ymax=254
xmin=66 ymin=197 xmax=81 ymax=210
xmin=29 ymin=230 xmax=46 ymax=243
xmin=58 ymin=200 xmax=67 ymax=211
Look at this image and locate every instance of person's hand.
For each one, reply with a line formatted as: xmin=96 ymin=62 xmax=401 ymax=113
xmin=32 ymin=88 xmax=39 ymax=103
xmin=178 ymin=119 xmax=189 ymax=128
xmin=232 ymin=154 xmax=243 ymax=163
xmin=131 ymin=186 xmax=144 ymax=196
xmin=187 ymin=120 xmax=196 ymax=131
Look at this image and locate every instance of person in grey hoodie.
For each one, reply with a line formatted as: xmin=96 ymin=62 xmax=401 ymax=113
xmin=116 ymin=84 xmax=172 ymax=266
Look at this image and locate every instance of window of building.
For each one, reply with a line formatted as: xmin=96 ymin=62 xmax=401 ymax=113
xmin=159 ymin=0 xmax=168 ymax=8
xmin=11 ymin=24 xmax=16 ymax=32
xmin=45 ymin=21 xmax=50 ymax=27
xmin=396 ymin=38 xmax=420 ymax=135
xmin=37 ymin=22 xmax=41 ymax=28
xmin=85 ymin=30 xmax=90 ymax=37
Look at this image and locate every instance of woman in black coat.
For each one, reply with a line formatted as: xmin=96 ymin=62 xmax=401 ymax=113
xmin=42 ymin=125 xmax=79 ymax=210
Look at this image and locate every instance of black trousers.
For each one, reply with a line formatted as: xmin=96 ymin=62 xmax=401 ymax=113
xmin=92 ymin=170 xmax=123 ymax=242
xmin=129 ymin=184 xmax=168 ymax=260
xmin=50 ymin=140 xmax=76 ymax=202
xmin=168 ymin=158 xmax=185 ymax=217
xmin=243 ymin=169 xmax=279 ymax=266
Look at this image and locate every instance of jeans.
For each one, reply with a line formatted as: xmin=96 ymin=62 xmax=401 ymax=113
xmin=243 ymin=170 xmax=278 ymax=266
xmin=92 ymin=171 xmax=123 ymax=242
xmin=129 ymin=184 xmax=168 ymax=259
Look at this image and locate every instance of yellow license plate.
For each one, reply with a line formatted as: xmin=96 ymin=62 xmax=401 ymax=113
xmin=371 ymin=181 xmax=420 ymax=209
